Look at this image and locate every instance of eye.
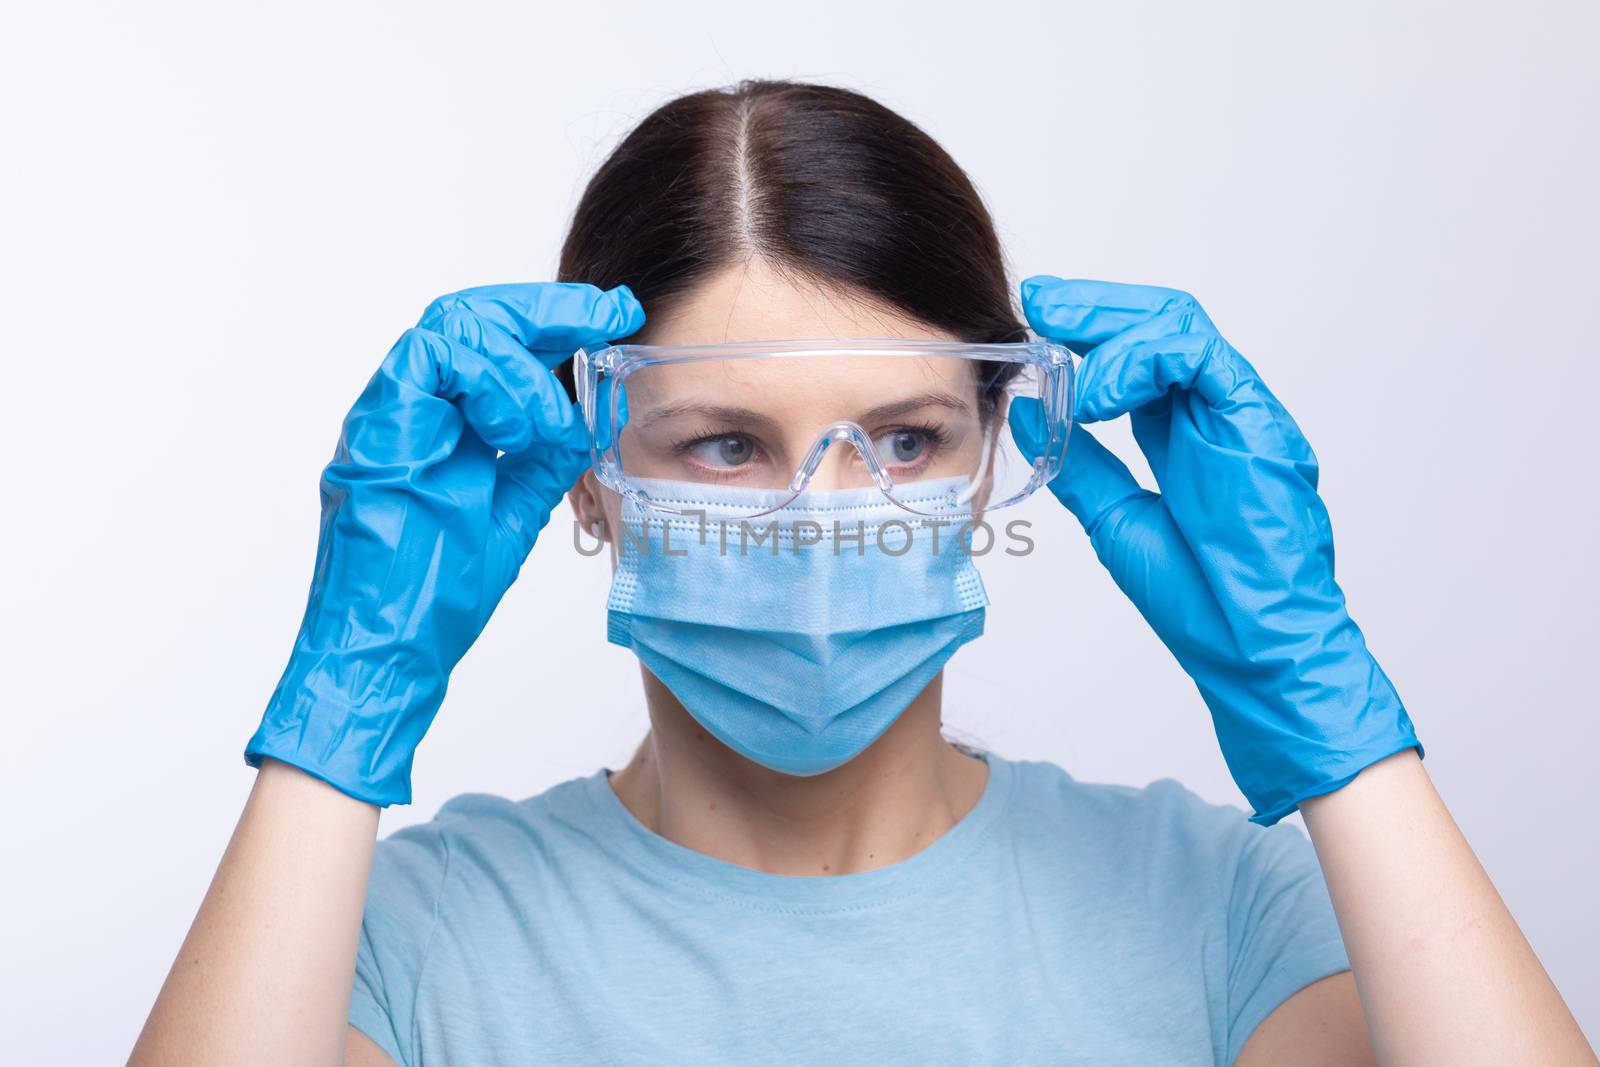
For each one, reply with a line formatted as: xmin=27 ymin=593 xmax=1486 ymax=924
xmin=687 ymin=434 xmax=757 ymax=468
xmin=874 ymin=429 xmax=928 ymax=464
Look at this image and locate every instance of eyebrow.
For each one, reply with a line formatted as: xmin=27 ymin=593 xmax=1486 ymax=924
xmin=635 ymin=403 xmax=782 ymax=433
xmin=635 ymin=392 xmax=972 ymax=429
xmin=857 ymin=392 xmax=972 ymax=423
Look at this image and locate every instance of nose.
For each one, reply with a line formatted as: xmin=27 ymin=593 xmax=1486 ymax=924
xmin=788 ymin=421 xmax=892 ymax=494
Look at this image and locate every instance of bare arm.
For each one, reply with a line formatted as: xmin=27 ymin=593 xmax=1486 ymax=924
xmin=1011 ymin=278 xmax=1592 ymax=1061
xmin=129 ymin=759 xmax=380 ymax=1066
xmin=1240 ymin=750 xmax=1595 ymax=1064
xmin=1238 ymin=972 xmax=1374 ymax=1066
xmin=1299 ymin=750 xmax=1594 ymax=1064
xmin=347 ymin=1026 xmax=398 ymax=1066
xmin=126 ymin=285 xmax=639 ymax=1065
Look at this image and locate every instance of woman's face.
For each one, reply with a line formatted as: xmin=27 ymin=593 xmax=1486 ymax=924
xmin=570 ymin=258 xmax=970 ymax=548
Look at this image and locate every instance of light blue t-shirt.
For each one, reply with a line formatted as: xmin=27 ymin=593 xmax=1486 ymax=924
xmin=350 ymin=753 xmax=1349 ymax=1065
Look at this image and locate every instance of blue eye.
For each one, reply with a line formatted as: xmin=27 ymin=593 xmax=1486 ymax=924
xmin=688 ymin=435 xmax=756 ymax=468
xmin=874 ymin=430 xmax=927 ymax=464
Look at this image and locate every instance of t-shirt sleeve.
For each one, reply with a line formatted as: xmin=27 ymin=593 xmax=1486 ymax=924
xmin=349 ymin=820 xmax=454 ymax=1067
xmin=1223 ymin=817 xmax=1351 ymax=1063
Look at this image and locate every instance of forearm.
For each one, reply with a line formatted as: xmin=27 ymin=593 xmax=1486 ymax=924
xmin=1301 ymin=750 xmax=1594 ymax=1064
xmin=130 ymin=758 xmax=380 ymax=1066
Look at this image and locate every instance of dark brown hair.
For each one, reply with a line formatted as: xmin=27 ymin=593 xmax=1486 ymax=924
xmin=555 ymin=78 xmax=1024 ymax=399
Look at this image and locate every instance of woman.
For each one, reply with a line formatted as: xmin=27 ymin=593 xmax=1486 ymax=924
xmin=132 ymin=80 xmax=1593 ymax=1065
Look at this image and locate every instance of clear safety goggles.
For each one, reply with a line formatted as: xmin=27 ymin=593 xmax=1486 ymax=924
xmin=574 ymin=339 xmax=1075 ymax=518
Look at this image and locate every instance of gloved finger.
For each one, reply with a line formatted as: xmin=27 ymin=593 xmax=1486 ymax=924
xmin=1068 ymin=308 xmax=1249 ymax=424
xmin=379 ymin=327 xmax=563 ymax=453
xmin=487 ymin=406 xmax=592 ymax=575
xmin=418 ymin=282 xmax=645 ymax=368
xmin=1081 ymin=311 xmax=1317 ymax=468
xmin=1128 ymin=394 xmax=1175 ymax=486
xmin=1010 ymin=396 xmax=1154 ymax=537
xmin=425 ymin=308 xmax=579 ymax=447
xmin=1020 ymin=276 xmax=1207 ymax=352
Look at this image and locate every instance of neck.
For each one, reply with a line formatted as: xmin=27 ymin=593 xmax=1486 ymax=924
xmin=607 ymin=669 xmax=989 ymax=876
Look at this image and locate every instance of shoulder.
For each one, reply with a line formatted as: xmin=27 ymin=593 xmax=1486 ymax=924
xmin=993 ymin=755 xmax=1345 ymax=993
xmin=996 ymin=756 xmax=1318 ymax=897
xmin=366 ymin=773 xmax=606 ymax=905
xmin=1002 ymin=754 xmax=1266 ymax=841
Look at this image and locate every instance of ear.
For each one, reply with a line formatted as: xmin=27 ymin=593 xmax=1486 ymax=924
xmin=568 ymin=470 xmax=611 ymax=543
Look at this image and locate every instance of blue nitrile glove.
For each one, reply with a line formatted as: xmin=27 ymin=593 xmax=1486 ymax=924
xmin=246 ymin=283 xmax=644 ymax=806
xmin=1010 ymin=277 xmax=1419 ymax=825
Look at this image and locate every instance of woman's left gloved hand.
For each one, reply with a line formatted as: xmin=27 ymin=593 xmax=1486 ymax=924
xmin=1010 ymin=277 xmax=1420 ymax=824
xmin=246 ymin=282 xmax=643 ymax=807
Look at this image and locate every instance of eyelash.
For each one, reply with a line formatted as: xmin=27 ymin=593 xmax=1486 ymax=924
xmin=670 ymin=425 xmax=754 ymax=459
xmin=885 ymin=422 xmax=952 ymax=452
xmin=669 ymin=422 xmax=953 ymax=459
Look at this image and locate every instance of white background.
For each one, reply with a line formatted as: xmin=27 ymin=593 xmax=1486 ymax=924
xmin=3 ymin=1 xmax=1596 ymax=1059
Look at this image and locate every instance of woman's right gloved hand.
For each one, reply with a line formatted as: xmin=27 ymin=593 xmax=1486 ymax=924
xmin=1010 ymin=278 xmax=1418 ymax=826
xmin=246 ymin=283 xmax=644 ymax=806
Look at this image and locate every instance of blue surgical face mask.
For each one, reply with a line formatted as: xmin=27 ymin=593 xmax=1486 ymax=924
xmin=605 ymin=478 xmax=989 ymax=776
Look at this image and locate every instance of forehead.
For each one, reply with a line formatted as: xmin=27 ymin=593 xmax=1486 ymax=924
xmin=624 ymin=348 xmax=978 ymax=417
xmin=638 ymin=258 xmax=960 ymax=345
